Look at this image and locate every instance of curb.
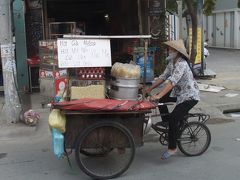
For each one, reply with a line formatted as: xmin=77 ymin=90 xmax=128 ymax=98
xmin=223 ymin=109 xmax=240 ymax=114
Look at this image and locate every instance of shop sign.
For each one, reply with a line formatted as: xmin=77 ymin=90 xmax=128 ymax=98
xmin=188 ymin=27 xmax=202 ymax=64
xmin=1 ymin=44 xmax=15 ymax=58
xmin=54 ymin=70 xmax=67 ymax=78
xmin=149 ymin=0 xmax=164 ymax=16
xmin=39 ymin=69 xmax=67 ymax=79
xmin=26 ymin=0 xmax=42 ymax=10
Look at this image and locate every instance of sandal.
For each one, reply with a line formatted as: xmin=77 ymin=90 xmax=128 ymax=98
xmin=161 ymin=150 xmax=176 ymax=160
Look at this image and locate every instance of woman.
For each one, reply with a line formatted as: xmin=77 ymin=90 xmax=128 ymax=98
xmin=145 ymin=39 xmax=200 ymax=160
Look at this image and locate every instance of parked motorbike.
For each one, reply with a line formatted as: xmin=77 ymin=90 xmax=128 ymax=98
xmin=203 ymin=42 xmax=210 ymax=70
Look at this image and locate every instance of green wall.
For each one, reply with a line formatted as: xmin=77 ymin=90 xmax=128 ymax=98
xmin=13 ymin=0 xmax=29 ymax=90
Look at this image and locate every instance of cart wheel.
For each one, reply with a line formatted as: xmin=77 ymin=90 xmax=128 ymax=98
xmin=75 ymin=121 xmax=135 ymax=179
xmin=178 ymin=121 xmax=211 ymax=156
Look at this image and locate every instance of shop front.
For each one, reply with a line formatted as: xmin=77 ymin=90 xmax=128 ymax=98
xmin=24 ymin=0 xmax=141 ymax=93
xmin=23 ymin=0 xmax=159 ymax=97
xmin=19 ymin=0 xmax=171 ymax=97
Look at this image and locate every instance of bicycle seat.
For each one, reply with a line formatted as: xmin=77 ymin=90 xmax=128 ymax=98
xmin=158 ymin=102 xmax=175 ymax=106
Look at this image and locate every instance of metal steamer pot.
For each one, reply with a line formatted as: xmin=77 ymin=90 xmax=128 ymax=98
xmin=109 ymin=76 xmax=140 ymax=100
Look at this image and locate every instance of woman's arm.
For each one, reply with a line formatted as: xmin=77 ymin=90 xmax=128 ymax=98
xmin=146 ymin=78 xmax=164 ymax=94
xmin=145 ymin=62 xmax=172 ymax=94
xmin=150 ymin=59 xmax=187 ymax=101
xmin=150 ymin=81 xmax=173 ymax=100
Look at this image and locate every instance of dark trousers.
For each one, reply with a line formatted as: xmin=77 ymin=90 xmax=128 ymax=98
xmin=158 ymin=91 xmax=177 ymax=122
xmin=168 ymin=99 xmax=198 ymax=149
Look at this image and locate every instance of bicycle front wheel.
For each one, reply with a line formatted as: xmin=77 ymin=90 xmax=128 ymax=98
xmin=178 ymin=121 xmax=211 ymax=156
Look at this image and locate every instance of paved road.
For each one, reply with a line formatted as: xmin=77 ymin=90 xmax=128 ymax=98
xmin=0 ymin=49 xmax=240 ymax=180
xmin=0 ymin=114 xmax=240 ymax=180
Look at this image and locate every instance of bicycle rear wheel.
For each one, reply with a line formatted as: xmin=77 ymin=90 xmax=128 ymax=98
xmin=75 ymin=121 xmax=135 ymax=179
xmin=178 ymin=121 xmax=211 ymax=156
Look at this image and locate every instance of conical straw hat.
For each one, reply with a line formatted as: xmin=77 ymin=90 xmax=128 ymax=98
xmin=163 ymin=39 xmax=189 ymax=59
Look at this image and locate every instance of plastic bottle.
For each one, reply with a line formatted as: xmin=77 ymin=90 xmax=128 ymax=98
xmin=136 ymin=53 xmax=153 ymax=82
xmin=52 ymin=128 xmax=64 ymax=159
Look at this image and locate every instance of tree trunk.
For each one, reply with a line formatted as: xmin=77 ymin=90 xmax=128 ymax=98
xmin=184 ymin=0 xmax=197 ymax=66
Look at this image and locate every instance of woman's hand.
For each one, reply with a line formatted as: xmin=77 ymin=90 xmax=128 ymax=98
xmin=138 ymin=84 xmax=144 ymax=90
xmin=145 ymin=88 xmax=152 ymax=95
xmin=149 ymin=94 xmax=161 ymax=101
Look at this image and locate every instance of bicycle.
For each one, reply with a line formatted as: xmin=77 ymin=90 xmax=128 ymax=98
xmin=144 ymin=102 xmax=211 ymax=156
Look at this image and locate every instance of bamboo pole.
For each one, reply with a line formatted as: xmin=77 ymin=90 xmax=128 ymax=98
xmin=143 ymin=39 xmax=149 ymax=99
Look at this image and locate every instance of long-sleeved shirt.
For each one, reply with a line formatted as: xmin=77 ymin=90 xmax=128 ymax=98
xmin=159 ymin=57 xmax=200 ymax=105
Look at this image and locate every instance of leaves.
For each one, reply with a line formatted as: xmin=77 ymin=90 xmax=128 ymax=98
xmin=203 ymin=0 xmax=216 ymax=16
xmin=165 ymin=0 xmax=217 ymax=66
xmin=166 ymin=0 xmax=178 ymax=14
xmin=167 ymin=0 xmax=217 ymax=16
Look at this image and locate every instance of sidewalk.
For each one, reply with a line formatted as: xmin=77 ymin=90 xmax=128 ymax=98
xmin=196 ymin=48 xmax=240 ymax=123
xmin=0 ymin=94 xmax=50 ymax=140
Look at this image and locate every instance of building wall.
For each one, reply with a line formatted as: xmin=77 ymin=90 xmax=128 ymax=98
xmin=203 ymin=9 xmax=240 ymax=49
xmin=166 ymin=14 xmax=179 ymax=41
xmin=202 ymin=0 xmax=239 ymax=49
xmin=214 ymin=0 xmax=238 ymax=11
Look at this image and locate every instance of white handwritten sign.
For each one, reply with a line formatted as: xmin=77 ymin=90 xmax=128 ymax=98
xmin=57 ymin=39 xmax=112 ymax=68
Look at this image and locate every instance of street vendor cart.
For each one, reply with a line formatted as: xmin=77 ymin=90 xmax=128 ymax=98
xmin=49 ymin=35 xmax=211 ymax=179
xmin=49 ymin=35 xmax=154 ymax=179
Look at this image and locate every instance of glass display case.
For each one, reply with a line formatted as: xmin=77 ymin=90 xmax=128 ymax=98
xmin=48 ymin=22 xmax=76 ymax=39
xmin=39 ymin=40 xmax=67 ymax=107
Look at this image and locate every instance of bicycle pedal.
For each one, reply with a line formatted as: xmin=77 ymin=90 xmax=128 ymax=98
xmin=155 ymin=121 xmax=169 ymax=128
xmin=152 ymin=124 xmax=168 ymax=133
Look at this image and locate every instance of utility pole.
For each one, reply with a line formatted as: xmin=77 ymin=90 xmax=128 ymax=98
xmin=0 ymin=0 xmax=22 ymax=123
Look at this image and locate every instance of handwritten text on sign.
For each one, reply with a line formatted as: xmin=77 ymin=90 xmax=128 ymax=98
xmin=57 ymin=39 xmax=112 ymax=68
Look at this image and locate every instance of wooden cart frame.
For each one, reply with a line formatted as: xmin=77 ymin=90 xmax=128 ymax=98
xmin=62 ymin=110 xmax=150 ymax=179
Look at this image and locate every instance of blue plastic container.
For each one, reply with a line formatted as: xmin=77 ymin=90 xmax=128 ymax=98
xmin=136 ymin=54 xmax=154 ymax=82
xmin=52 ymin=128 xmax=64 ymax=159
xmin=134 ymin=47 xmax=156 ymax=82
